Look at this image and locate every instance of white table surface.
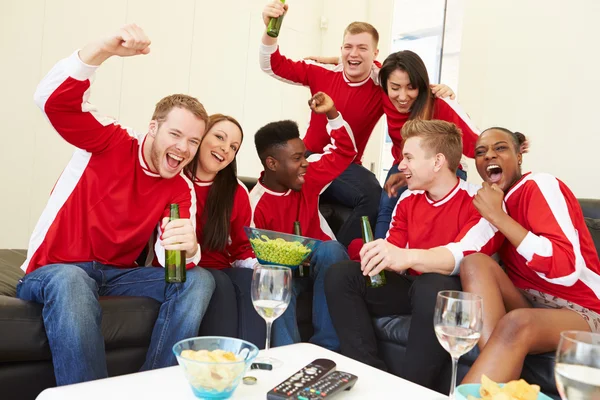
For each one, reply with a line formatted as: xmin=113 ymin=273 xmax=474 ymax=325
xmin=36 ymin=343 xmax=447 ymax=399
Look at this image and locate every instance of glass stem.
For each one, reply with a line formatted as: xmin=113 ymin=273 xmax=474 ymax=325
xmin=449 ymin=356 xmax=459 ymax=399
xmin=265 ymin=320 xmax=273 ymax=351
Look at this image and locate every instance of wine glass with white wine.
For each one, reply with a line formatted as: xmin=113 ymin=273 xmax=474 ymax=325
xmin=251 ymin=263 xmax=292 ymax=369
xmin=555 ymin=330 xmax=600 ymax=400
xmin=434 ymin=290 xmax=483 ymax=399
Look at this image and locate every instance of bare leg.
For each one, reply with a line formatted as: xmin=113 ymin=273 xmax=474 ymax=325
xmin=460 ymin=254 xmax=530 ymax=347
xmin=462 ymin=308 xmax=590 ymax=384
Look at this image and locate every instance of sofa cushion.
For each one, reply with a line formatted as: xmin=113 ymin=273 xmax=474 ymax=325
xmin=0 ymin=250 xmax=26 ymax=296
xmin=585 ymin=217 xmax=600 ymax=252
xmin=0 ymin=295 xmax=160 ymax=362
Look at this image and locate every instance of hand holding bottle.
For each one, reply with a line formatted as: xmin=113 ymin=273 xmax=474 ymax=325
xmin=262 ymin=0 xmax=288 ymax=28
xmin=161 ymin=217 xmax=199 ymax=258
xmin=360 ymin=238 xmax=410 ymax=277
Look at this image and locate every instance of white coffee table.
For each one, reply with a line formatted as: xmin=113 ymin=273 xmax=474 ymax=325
xmin=36 ymin=343 xmax=447 ymax=399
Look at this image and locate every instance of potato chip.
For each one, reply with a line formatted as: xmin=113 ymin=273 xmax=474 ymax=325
xmin=470 ymin=375 xmax=541 ymax=400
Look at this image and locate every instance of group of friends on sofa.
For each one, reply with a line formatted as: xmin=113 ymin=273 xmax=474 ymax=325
xmin=15 ymin=0 xmax=600 ymax=394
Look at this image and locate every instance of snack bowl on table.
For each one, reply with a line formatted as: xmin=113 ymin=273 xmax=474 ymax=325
xmin=173 ymin=336 xmax=259 ymax=399
xmin=244 ymin=226 xmax=322 ymax=268
xmin=456 ymin=383 xmax=553 ymax=400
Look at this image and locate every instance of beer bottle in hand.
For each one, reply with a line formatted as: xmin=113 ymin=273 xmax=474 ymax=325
xmin=361 ymin=216 xmax=386 ymax=288
xmin=165 ymin=204 xmax=186 ymax=283
xmin=267 ymin=0 xmax=286 ymax=38
xmin=293 ymin=221 xmax=305 ymax=277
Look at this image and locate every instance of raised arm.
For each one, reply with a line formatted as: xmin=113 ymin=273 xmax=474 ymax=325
xmin=35 ymin=24 xmax=151 ymax=153
xmin=303 ymin=92 xmax=357 ymax=191
xmin=436 ymin=97 xmax=481 ymax=158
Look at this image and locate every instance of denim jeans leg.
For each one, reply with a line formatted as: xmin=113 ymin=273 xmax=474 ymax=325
xmin=374 ymin=164 xmax=408 ymax=239
xmin=97 ymin=265 xmax=215 ymax=370
xmin=309 ymin=240 xmax=349 ymax=351
xmin=16 ymin=263 xmax=107 ymax=385
xmin=319 ymin=163 xmax=382 ymax=247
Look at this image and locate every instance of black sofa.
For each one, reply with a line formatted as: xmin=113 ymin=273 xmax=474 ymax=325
xmin=1 ymin=174 xmax=597 ymax=399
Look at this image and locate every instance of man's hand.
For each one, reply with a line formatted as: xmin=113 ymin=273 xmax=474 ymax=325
xmin=430 ymin=84 xmax=456 ymax=100
xmin=161 ymin=217 xmax=198 ymax=258
xmin=303 ymin=55 xmax=339 ymax=65
xmin=473 ymin=182 xmax=506 ymax=224
xmin=79 ymin=24 xmax=151 ymax=66
xmin=383 ymin=172 xmax=407 ymax=197
xmin=309 ymin=92 xmax=339 ymax=119
xmin=360 ymin=239 xmax=410 ymax=276
xmin=262 ymin=0 xmax=288 ymax=27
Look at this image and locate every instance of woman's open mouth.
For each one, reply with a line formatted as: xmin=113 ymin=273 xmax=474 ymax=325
xmin=486 ymin=164 xmax=503 ymax=184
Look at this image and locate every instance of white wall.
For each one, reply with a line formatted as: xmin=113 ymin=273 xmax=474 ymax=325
xmin=0 ymin=0 xmax=395 ymax=248
xmin=459 ymin=0 xmax=600 ymax=197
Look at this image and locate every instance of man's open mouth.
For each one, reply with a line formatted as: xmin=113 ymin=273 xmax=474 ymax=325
xmin=166 ymin=153 xmax=183 ymax=169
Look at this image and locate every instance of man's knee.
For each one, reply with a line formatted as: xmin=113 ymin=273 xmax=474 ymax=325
xmin=410 ymin=274 xmax=461 ymax=313
xmin=42 ymin=264 xmax=97 ymax=295
xmin=185 ymin=267 xmax=216 ymax=296
xmin=313 ymin=241 xmax=349 ymax=271
xmin=324 ymin=261 xmax=362 ymax=293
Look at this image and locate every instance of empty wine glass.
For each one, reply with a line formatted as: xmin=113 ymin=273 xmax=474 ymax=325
xmin=434 ymin=290 xmax=483 ymax=399
xmin=555 ymin=330 xmax=600 ymax=400
xmin=251 ymin=264 xmax=292 ymax=369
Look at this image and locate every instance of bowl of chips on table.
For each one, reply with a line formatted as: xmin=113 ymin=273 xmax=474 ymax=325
xmin=173 ymin=336 xmax=259 ymax=399
xmin=244 ymin=227 xmax=322 ymax=268
xmin=456 ymin=375 xmax=553 ymax=400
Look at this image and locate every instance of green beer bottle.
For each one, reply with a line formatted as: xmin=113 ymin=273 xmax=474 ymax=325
xmin=266 ymin=0 xmax=286 ymax=38
xmin=165 ymin=204 xmax=186 ymax=283
xmin=293 ymin=221 xmax=305 ymax=277
xmin=361 ymin=216 xmax=386 ymax=288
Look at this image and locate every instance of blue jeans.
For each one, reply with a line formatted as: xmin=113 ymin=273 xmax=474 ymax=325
xmin=16 ymin=263 xmax=215 ymax=386
xmin=374 ymin=166 xmax=468 ymax=239
xmin=272 ymin=241 xmax=349 ymax=351
xmin=317 ymin=161 xmax=382 ymax=247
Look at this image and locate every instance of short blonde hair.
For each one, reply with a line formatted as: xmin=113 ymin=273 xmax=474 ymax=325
xmin=343 ymin=22 xmax=379 ymax=47
xmin=401 ymin=120 xmax=463 ymax=172
xmin=151 ymin=94 xmax=208 ymax=126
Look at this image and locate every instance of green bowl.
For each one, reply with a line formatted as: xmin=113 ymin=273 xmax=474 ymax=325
xmin=244 ymin=226 xmax=322 ymax=267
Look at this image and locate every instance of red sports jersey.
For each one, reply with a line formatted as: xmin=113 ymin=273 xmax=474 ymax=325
xmin=383 ymin=95 xmax=481 ymax=165
xmin=387 ymin=179 xmax=503 ymax=275
xmin=192 ymin=178 xmax=256 ymax=269
xmin=250 ymin=114 xmax=356 ymax=240
xmin=259 ymin=44 xmax=383 ymax=163
xmin=21 ymin=51 xmax=200 ymax=274
xmin=500 ymin=173 xmax=600 ymax=313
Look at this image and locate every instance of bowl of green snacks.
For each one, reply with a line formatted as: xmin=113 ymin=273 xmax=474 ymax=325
xmin=243 ymin=227 xmax=322 ymax=268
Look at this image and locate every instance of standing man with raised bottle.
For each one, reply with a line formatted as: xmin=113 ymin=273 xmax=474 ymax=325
xmin=17 ymin=24 xmax=215 ymax=386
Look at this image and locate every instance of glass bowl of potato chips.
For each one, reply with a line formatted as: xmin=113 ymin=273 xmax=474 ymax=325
xmin=173 ymin=336 xmax=259 ymax=399
xmin=456 ymin=375 xmax=553 ymax=400
xmin=244 ymin=227 xmax=322 ymax=268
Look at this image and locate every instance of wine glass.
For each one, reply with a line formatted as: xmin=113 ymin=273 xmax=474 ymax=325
xmin=555 ymin=330 xmax=600 ymax=400
xmin=434 ymin=290 xmax=483 ymax=399
xmin=251 ymin=263 xmax=292 ymax=369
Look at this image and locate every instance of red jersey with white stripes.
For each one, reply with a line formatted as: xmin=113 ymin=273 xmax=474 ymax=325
xmin=192 ymin=179 xmax=256 ymax=269
xmin=250 ymin=114 xmax=357 ymax=240
xmin=383 ymin=95 xmax=481 ymax=165
xmin=387 ymin=179 xmax=503 ymax=275
xmin=21 ymin=52 xmax=199 ymax=274
xmin=500 ymin=172 xmax=600 ymax=313
xmin=259 ymin=44 xmax=383 ymax=163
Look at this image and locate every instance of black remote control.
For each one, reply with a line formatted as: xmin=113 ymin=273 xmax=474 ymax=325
xmin=296 ymin=371 xmax=358 ymax=399
xmin=266 ymin=358 xmax=337 ymax=400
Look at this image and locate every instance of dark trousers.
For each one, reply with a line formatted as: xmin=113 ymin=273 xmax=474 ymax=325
xmin=324 ymin=261 xmax=462 ymax=391
xmin=319 ymin=163 xmax=382 ymax=247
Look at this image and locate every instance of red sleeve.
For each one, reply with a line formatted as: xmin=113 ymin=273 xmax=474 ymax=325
xmin=304 ymin=113 xmax=357 ymax=192
xmin=228 ymin=184 xmax=257 ymax=268
xmin=515 ymin=175 xmax=586 ymax=286
xmin=435 ymin=98 xmax=480 ymax=158
xmin=385 ymin=192 xmax=410 ymax=248
xmin=259 ymin=44 xmax=321 ymax=87
xmin=34 ymin=51 xmax=130 ymax=154
xmin=154 ymin=175 xmax=200 ymax=269
xmin=443 ymin=202 xmax=505 ymax=275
